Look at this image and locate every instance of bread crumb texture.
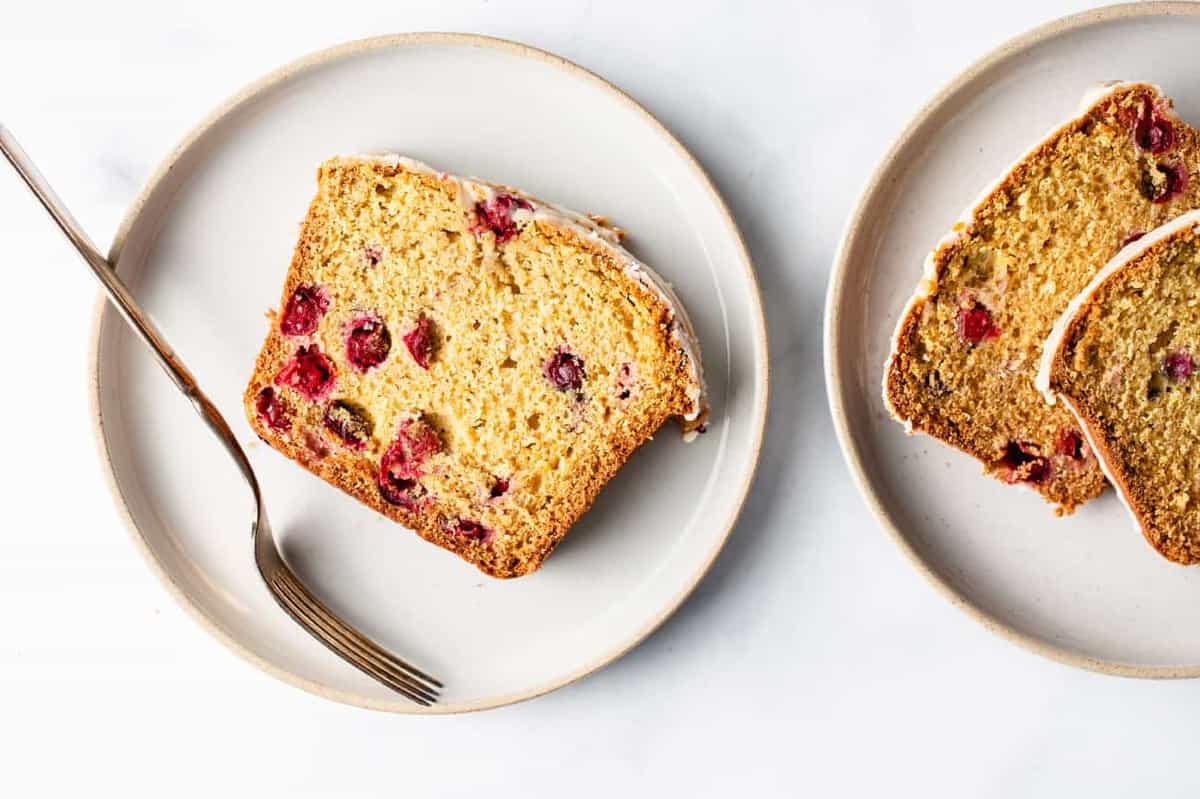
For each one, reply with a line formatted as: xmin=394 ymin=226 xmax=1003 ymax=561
xmin=886 ymin=83 xmax=1200 ymax=513
xmin=244 ymin=157 xmax=701 ymax=577
xmin=1049 ymin=224 xmax=1200 ymax=563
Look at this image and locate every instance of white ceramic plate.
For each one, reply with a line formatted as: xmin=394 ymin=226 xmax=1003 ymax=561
xmin=92 ymin=34 xmax=767 ymax=712
xmin=826 ymin=2 xmax=1200 ymax=677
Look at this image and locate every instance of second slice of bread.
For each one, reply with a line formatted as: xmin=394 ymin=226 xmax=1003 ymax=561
xmin=1040 ymin=210 xmax=1200 ymax=564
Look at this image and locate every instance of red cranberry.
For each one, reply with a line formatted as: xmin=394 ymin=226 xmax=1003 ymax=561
xmin=470 ymin=193 xmax=532 ymax=244
xmin=378 ymin=419 xmax=442 ymax=507
xmin=279 ymin=284 xmax=329 ymax=337
xmin=378 ymin=474 xmax=424 ymax=510
xmin=386 ymin=420 xmax=442 ymax=479
xmin=451 ymin=519 xmax=491 ymax=542
xmin=1056 ymin=430 xmax=1085 ymax=460
xmin=1143 ymin=162 xmax=1188 ymax=204
xmin=543 ymin=348 xmax=585 ymax=391
xmin=489 ymin=477 xmax=509 ymax=498
xmin=1134 ymin=97 xmax=1175 ymax=155
xmin=346 ymin=314 xmax=391 ymax=372
xmin=1164 ymin=350 xmax=1195 ymax=382
xmin=1024 ymin=459 xmax=1051 ymax=485
xmin=274 ymin=345 xmax=336 ymax=400
xmin=955 ymin=303 xmax=1001 ymax=345
xmin=402 ymin=316 xmax=436 ymax=369
xmin=255 ymin=387 xmax=291 ymax=432
xmin=1119 ymin=230 xmax=1146 ymax=249
xmin=1002 ymin=440 xmax=1051 ymax=485
xmin=322 ymin=400 xmax=373 ymax=449
xmin=616 ymin=362 xmax=635 ymax=400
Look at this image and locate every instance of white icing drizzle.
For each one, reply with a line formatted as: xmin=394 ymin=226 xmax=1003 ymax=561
xmin=881 ymin=81 xmax=1163 ymax=424
xmin=332 ymin=153 xmax=708 ymax=435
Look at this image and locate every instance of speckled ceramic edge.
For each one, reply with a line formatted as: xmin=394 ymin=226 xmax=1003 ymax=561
xmin=824 ymin=2 xmax=1200 ymax=680
xmin=87 ymin=32 xmax=769 ymax=713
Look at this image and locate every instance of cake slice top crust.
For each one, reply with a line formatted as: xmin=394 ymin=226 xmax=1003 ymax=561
xmin=883 ymin=81 xmax=1200 ymax=513
xmin=1040 ymin=210 xmax=1200 ymax=563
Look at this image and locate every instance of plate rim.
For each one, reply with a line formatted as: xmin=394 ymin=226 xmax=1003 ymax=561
xmin=824 ymin=1 xmax=1200 ymax=680
xmin=87 ymin=32 xmax=770 ymax=713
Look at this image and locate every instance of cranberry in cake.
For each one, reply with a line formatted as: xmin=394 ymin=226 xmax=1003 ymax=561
xmin=1039 ymin=210 xmax=1200 ymax=563
xmin=884 ymin=82 xmax=1200 ymax=513
xmin=245 ymin=155 xmax=706 ymax=577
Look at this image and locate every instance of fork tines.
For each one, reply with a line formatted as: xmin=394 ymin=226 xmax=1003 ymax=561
xmin=268 ymin=571 xmax=442 ymax=706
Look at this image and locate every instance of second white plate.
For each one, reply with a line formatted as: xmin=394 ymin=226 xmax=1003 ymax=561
xmin=93 ymin=34 xmax=768 ymax=711
xmin=827 ymin=3 xmax=1200 ymax=676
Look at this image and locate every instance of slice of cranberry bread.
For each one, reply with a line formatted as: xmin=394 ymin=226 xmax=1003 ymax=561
xmin=1038 ymin=210 xmax=1200 ymax=563
xmin=884 ymin=81 xmax=1200 ymax=513
xmin=245 ymin=155 xmax=706 ymax=578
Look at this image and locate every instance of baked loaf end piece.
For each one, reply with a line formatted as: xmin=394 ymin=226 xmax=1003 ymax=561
xmin=1039 ymin=211 xmax=1200 ymax=564
xmin=245 ymin=155 xmax=706 ymax=578
xmin=884 ymin=82 xmax=1200 ymax=513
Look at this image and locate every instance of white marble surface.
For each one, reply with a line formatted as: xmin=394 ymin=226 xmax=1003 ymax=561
xmin=4 ymin=0 xmax=1199 ymax=795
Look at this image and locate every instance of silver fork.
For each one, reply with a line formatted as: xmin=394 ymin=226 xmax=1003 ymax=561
xmin=1 ymin=125 xmax=442 ymax=707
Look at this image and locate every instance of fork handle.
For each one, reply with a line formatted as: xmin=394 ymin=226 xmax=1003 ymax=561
xmin=0 ymin=124 xmax=261 ymax=498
